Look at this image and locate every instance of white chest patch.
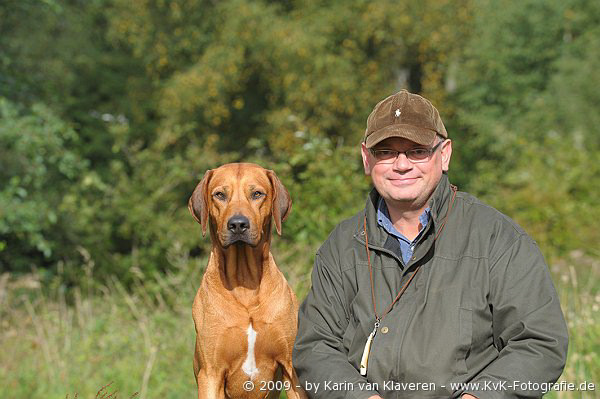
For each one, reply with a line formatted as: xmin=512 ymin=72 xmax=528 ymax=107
xmin=242 ymin=324 xmax=260 ymax=379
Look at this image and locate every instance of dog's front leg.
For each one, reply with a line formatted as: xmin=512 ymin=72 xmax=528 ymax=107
xmin=279 ymin=360 xmax=308 ymax=399
xmin=196 ymin=369 xmax=226 ymax=399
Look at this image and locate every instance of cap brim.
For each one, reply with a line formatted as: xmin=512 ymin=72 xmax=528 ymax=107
xmin=365 ymin=124 xmax=437 ymax=148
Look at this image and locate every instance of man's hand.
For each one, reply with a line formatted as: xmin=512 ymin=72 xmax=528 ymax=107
xmin=367 ymin=396 xmax=383 ymax=399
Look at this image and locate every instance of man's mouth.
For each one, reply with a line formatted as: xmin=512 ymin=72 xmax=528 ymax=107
xmin=388 ymin=177 xmax=419 ymax=186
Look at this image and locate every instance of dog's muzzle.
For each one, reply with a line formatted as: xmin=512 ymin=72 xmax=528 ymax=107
xmin=223 ymin=215 xmax=255 ymax=247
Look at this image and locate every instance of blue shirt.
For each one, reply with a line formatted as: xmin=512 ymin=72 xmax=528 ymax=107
xmin=376 ymin=197 xmax=431 ymax=265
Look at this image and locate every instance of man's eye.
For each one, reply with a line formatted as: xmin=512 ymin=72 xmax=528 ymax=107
xmin=411 ymin=148 xmax=429 ymax=156
xmin=376 ymin=150 xmax=397 ymax=158
xmin=213 ymin=191 xmax=226 ymax=200
xmin=252 ymin=191 xmax=264 ymax=200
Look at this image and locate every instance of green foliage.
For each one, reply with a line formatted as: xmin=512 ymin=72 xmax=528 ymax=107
xmin=0 ymin=99 xmax=88 ymax=272
xmin=452 ymin=0 xmax=600 ymax=259
xmin=457 ymin=0 xmax=566 ymax=118
xmin=1 ymin=0 xmax=598 ymax=278
xmin=451 ymin=0 xmax=567 ymax=186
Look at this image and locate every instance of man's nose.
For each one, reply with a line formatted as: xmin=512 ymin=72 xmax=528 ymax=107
xmin=227 ymin=215 xmax=250 ymax=234
xmin=392 ymin=152 xmax=413 ymax=171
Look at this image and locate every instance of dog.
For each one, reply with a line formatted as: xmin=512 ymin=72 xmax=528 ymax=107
xmin=188 ymin=163 xmax=307 ymax=399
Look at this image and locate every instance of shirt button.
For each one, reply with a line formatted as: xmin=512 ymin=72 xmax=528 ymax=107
xmin=381 ymin=327 xmax=389 ymax=334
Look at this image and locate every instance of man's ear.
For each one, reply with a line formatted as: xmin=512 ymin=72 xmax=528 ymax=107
xmin=441 ymin=139 xmax=452 ymax=172
xmin=267 ymin=170 xmax=292 ymax=236
xmin=361 ymin=142 xmax=372 ymax=176
xmin=188 ymin=169 xmax=213 ymax=236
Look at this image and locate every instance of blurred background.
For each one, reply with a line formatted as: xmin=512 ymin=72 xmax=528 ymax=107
xmin=1 ymin=0 xmax=598 ymax=397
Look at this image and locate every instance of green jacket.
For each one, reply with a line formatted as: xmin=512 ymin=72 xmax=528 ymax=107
xmin=293 ymin=175 xmax=568 ymax=399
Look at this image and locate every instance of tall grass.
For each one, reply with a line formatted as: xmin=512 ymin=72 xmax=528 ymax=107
xmin=0 ymin=245 xmax=204 ymax=398
xmin=548 ymin=251 xmax=600 ymax=398
xmin=0 ymin=249 xmax=598 ymax=398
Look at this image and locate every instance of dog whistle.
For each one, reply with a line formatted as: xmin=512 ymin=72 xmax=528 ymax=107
xmin=360 ymin=319 xmax=380 ymax=376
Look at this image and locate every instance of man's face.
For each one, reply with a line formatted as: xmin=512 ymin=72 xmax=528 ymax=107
xmin=361 ymin=136 xmax=452 ymax=210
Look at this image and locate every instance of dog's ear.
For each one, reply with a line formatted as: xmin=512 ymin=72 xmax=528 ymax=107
xmin=188 ymin=169 xmax=213 ymax=236
xmin=267 ymin=169 xmax=292 ymax=236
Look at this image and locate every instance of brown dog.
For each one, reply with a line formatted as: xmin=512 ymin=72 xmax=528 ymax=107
xmin=188 ymin=163 xmax=307 ymax=399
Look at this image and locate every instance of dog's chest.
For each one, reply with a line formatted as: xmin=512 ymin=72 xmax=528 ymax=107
xmin=216 ymin=314 xmax=287 ymax=360
xmin=216 ymin=319 xmax=286 ymax=396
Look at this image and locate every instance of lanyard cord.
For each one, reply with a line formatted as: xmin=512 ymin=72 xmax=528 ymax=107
xmin=364 ymin=184 xmax=458 ymax=322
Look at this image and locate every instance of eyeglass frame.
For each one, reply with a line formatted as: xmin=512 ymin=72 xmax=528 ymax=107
xmin=368 ymin=139 xmax=445 ymax=164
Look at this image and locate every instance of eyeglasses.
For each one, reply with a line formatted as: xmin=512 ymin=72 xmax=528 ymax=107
xmin=369 ymin=140 xmax=444 ymax=164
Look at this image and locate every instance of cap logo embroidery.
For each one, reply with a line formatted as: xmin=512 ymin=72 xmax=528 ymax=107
xmin=395 ymin=109 xmax=401 ymax=117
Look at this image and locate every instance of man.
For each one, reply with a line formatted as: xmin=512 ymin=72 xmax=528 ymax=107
xmin=293 ymin=90 xmax=568 ymax=399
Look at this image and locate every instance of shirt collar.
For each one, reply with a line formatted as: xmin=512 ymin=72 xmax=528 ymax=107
xmin=376 ymin=196 xmax=431 ymax=242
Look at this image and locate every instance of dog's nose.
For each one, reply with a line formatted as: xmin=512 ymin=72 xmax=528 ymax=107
xmin=227 ymin=215 xmax=250 ymax=234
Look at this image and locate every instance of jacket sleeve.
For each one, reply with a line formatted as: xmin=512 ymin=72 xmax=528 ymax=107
xmin=293 ymin=251 xmax=380 ymax=399
xmin=463 ymin=234 xmax=568 ymax=399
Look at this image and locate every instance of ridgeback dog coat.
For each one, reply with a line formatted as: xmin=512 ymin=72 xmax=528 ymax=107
xmin=188 ymin=163 xmax=307 ymax=399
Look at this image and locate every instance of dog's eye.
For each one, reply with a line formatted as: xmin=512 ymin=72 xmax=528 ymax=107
xmin=251 ymin=191 xmax=264 ymax=200
xmin=213 ymin=191 xmax=226 ymax=201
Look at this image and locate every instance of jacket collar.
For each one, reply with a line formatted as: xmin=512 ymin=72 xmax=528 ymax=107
xmin=359 ymin=174 xmax=453 ymax=249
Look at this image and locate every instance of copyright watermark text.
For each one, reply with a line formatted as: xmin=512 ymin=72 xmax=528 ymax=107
xmin=241 ymin=379 xmax=596 ymax=395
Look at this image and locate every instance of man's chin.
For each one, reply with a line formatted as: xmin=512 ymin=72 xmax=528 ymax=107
xmin=382 ymin=188 xmax=418 ymax=202
xmin=379 ymin=189 xmax=420 ymax=205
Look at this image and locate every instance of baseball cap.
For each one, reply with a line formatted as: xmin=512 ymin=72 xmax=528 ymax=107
xmin=363 ymin=89 xmax=448 ymax=148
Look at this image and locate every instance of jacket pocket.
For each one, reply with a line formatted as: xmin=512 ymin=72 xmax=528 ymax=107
xmin=456 ymin=307 xmax=473 ymax=375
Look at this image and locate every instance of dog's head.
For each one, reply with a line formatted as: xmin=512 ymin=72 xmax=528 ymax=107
xmin=188 ymin=163 xmax=291 ymax=247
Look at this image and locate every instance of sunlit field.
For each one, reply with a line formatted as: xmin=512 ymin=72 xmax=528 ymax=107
xmin=1 ymin=251 xmax=597 ymax=398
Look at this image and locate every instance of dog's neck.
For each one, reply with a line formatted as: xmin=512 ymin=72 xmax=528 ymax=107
xmin=218 ymin=240 xmax=270 ymax=291
xmin=208 ymin=224 xmax=274 ymax=295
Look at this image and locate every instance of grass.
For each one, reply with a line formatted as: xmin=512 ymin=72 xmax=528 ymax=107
xmin=547 ymin=251 xmax=600 ymax=398
xmin=0 ymin=251 xmax=204 ymax=399
xmin=0 ymin=249 xmax=598 ymax=398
